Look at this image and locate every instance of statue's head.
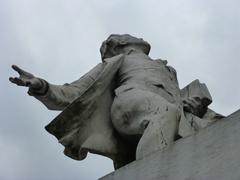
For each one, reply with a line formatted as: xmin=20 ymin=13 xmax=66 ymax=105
xmin=100 ymin=34 xmax=151 ymax=60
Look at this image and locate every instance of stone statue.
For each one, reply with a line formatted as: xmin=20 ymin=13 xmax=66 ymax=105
xmin=9 ymin=34 xmax=224 ymax=169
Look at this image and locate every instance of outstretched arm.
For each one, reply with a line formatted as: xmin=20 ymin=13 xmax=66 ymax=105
xmin=9 ymin=64 xmax=103 ymax=110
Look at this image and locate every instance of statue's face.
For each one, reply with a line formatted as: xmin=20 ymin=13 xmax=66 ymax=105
xmin=100 ymin=34 xmax=150 ymax=60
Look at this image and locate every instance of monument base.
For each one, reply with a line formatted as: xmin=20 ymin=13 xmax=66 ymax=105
xmin=100 ymin=110 xmax=240 ymax=180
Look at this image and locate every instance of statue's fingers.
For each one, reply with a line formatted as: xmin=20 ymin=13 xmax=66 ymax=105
xmin=9 ymin=77 xmax=20 ymax=84
xmin=17 ymin=78 xmax=27 ymax=86
xmin=11 ymin=65 xmax=33 ymax=77
xmin=184 ymin=100 xmax=194 ymax=109
xmin=12 ymin=65 xmax=24 ymax=75
xmin=14 ymin=78 xmax=24 ymax=86
xmin=190 ymin=98 xmax=199 ymax=107
xmin=11 ymin=77 xmax=27 ymax=86
xmin=9 ymin=77 xmax=16 ymax=84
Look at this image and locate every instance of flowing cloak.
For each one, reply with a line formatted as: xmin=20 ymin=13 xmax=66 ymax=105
xmin=44 ymin=54 xmax=128 ymax=168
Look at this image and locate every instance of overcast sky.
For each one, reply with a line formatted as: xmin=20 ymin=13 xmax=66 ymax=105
xmin=1 ymin=0 xmax=240 ymax=179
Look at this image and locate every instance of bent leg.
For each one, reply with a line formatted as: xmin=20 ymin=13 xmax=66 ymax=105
xmin=136 ymin=102 xmax=181 ymax=160
xmin=111 ymin=88 xmax=181 ymax=160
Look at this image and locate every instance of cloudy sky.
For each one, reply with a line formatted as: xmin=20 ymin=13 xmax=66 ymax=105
xmin=1 ymin=0 xmax=240 ymax=179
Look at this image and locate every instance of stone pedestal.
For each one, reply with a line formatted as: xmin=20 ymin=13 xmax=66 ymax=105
xmin=100 ymin=110 xmax=240 ymax=180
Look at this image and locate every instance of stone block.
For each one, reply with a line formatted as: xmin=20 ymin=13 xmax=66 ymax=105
xmin=100 ymin=110 xmax=240 ymax=180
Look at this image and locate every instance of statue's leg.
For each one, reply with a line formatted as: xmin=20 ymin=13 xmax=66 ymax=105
xmin=111 ymin=88 xmax=181 ymax=160
xmin=136 ymin=101 xmax=181 ymax=160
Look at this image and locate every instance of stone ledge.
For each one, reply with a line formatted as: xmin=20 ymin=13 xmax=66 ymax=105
xmin=100 ymin=110 xmax=240 ymax=180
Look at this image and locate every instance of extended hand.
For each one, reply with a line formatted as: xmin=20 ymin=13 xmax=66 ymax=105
xmin=9 ymin=65 xmax=43 ymax=90
xmin=183 ymin=97 xmax=201 ymax=114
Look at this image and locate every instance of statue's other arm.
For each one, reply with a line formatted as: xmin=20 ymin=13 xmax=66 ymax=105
xmin=10 ymin=64 xmax=103 ymax=110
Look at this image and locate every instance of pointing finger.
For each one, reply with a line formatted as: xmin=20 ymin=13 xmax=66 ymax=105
xmin=12 ymin=65 xmax=34 ymax=78
xmin=12 ymin=65 xmax=24 ymax=75
xmin=11 ymin=65 xmax=34 ymax=78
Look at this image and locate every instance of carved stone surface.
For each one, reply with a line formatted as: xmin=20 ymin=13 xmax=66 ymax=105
xmin=100 ymin=110 xmax=240 ymax=180
xmin=10 ymin=34 xmax=224 ymax=169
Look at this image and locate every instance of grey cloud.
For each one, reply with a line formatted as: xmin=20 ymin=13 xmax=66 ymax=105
xmin=1 ymin=0 xmax=240 ymax=179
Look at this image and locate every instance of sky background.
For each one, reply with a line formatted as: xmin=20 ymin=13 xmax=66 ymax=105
xmin=1 ymin=0 xmax=240 ymax=179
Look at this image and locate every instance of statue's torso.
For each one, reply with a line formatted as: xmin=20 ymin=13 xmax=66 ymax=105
xmin=116 ymin=52 xmax=181 ymax=102
xmin=111 ymin=52 xmax=182 ymax=138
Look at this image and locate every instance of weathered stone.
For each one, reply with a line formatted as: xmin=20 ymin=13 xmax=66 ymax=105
xmin=9 ymin=34 xmax=225 ymax=170
xmin=100 ymin=110 xmax=240 ymax=180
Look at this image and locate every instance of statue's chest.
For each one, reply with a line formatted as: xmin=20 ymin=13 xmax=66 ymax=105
xmin=118 ymin=56 xmax=173 ymax=85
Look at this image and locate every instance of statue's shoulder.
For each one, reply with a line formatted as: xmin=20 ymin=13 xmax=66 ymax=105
xmin=103 ymin=54 xmax=125 ymax=64
xmin=154 ymin=58 xmax=177 ymax=76
xmin=154 ymin=58 xmax=168 ymax=65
